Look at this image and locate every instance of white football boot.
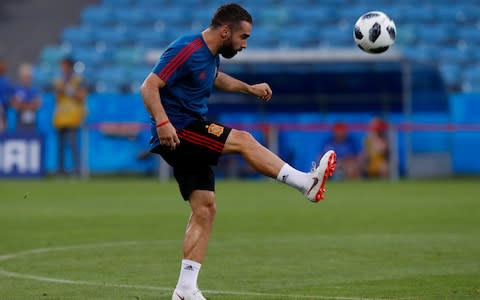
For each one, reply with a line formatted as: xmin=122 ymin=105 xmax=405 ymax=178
xmin=172 ymin=288 xmax=207 ymax=300
xmin=304 ymin=150 xmax=337 ymax=202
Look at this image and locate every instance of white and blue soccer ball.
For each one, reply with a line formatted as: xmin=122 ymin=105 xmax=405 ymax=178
xmin=354 ymin=11 xmax=396 ymax=54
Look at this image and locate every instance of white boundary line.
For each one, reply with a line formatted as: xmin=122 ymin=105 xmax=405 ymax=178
xmin=0 ymin=241 xmax=394 ymax=300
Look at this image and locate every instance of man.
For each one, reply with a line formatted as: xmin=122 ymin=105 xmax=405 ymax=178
xmin=52 ymin=57 xmax=87 ymax=176
xmin=363 ymin=117 xmax=389 ymax=178
xmin=140 ymin=4 xmax=336 ymax=300
xmin=321 ymin=122 xmax=361 ymax=179
xmin=11 ymin=63 xmax=42 ymax=131
xmin=0 ymin=57 xmax=14 ymax=132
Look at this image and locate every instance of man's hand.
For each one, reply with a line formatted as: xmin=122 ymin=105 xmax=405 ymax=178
xmin=249 ymin=83 xmax=272 ymax=102
xmin=157 ymin=122 xmax=180 ymax=150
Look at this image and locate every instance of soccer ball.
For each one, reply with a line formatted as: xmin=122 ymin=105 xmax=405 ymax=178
xmin=354 ymin=11 xmax=396 ymax=54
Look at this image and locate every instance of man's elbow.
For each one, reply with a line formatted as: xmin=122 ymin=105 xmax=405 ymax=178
xmin=140 ymin=81 xmax=150 ymax=98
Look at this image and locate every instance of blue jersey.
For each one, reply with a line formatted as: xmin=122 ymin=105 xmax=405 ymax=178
xmin=322 ymin=135 xmax=360 ymax=159
xmin=14 ymin=85 xmax=39 ymax=103
xmin=151 ymin=33 xmax=220 ymax=129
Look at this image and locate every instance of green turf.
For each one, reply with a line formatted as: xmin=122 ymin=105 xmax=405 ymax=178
xmin=0 ymin=178 xmax=479 ymax=300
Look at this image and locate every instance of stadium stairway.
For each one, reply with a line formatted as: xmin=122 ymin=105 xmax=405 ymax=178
xmin=0 ymin=0 xmax=97 ymax=79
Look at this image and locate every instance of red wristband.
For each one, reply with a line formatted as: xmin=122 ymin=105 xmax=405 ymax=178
xmin=156 ymin=120 xmax=170 ymax=128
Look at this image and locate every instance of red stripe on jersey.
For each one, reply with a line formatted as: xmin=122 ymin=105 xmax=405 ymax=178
xmin=158 ymin=38 xmax=202 ymax=81
xmin=181 ymin=129 xmax=225 ymax=148
xmin=161 ymin=42 xmax=201 ymax=81
xmin=177 ymin=132 xmax=223 ymax=153
xmin=159 ymin=39 xmax=201 ymax=79
xmin=158 ymin=38 xmax=201 ymax=79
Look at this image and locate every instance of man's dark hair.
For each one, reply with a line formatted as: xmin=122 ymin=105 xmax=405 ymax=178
xmin=210 ymin=3 xmax=253 ymax=30
xmin=61 ymin=57 xmax=75 ymax=67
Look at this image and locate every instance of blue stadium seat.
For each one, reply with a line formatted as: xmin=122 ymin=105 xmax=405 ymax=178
xmin=434 ymin=5 xmax=459 ymax=22
xmin=455 ymin=4 xmax=480 ymax=24
xmin=112 ymin=47 xmax=145 ymax=66
xmin=102 ymin=0 xmax=133 ymax=8
xmin=435 ymin=47 xmax=471 ymax=65
xmin=290 ymin=7 xmax=337 ymax=26
xmin=320 ymin=26 xmax=353 ymax=48
xmin=257 ymin=7 xmax=290 ymax=28
xmin=247 ymin=28 xmax=279 ymax=49
xmin=399 ymin=5 xmax=436 ymax=23
xmin=32 ymin=64 xmax=55 ymax=89
xmin=134 ymin=30 xmax=172 ymax=49
xmin=113 ymin=8 xmax=155 ymax=27
xmin=39 ymin=46 xmax=71 ymax=65
xmin=72 ymin=47 xmax=106 ymax=67
xmin=277 ymin=25 xmax=321 ymax=49
xmin=438 ymin=63 xmax=461 ymax=88
xmin=62 ymin=26 xmax=95 ymax=47
xmin=81 ymin=6 xmax=114 ymax=27
xmin=95 ymin=28 xmax=133 ymax=48
xmin=462 ymin=67 xmax=480 ymax=91
xmin=415 ymin=26 xmax=450 ymax=45
xmin=135 ymin=0 xmax=171 ymax=7
xmin=457 ymin=27 xmax=480 ymax=46
xmin=92 ymin=66 xmax=131 ymax=93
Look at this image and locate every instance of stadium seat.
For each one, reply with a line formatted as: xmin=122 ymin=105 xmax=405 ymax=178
xmin=438 ymin=63 xmax=462 ymax=89
xmin=399 ymin=5 xmax=436 ymax=23
xmin=289 ymin=7 xmax=338 ymax=26
xmin=457 ymin=27 xmax=480 ymax=46
xmin=32 ymin=64 xmax=55 ymax=89
xmin=92 ymin=66 xmax=132 ymax=93
xmin=462 ymin=67 xmax=480 ymax=91
xmin=113 ymin=8 xmax=155 ymax=27
xmin=415 ymin=26 xmax=450 ymax=45
xmin=39 ymin=46 xmax=71 ymax=65
xmin=94 ymin=28 xmax=133 ymax=48
xmin=134 ymin=30 xmax=172 ymax=49
xmin=320 ymin=26 xmax=353 ymax=48
xmin=277 ymin=25 xmax=321 ymax=49
xmin=436 ymin=47 xmax=471 ymax=65
xmin=81 ymin=6 xmax=114 ymax=27
xmin=102 ymin=0 xmax=133 ymax=8
xmin=62 ymin=26 xmax=95 ymax=47
xmin=247 ymin=28 xmax=280 ymax=49
xmin=455 ymin=4 xmax=480 ymax=24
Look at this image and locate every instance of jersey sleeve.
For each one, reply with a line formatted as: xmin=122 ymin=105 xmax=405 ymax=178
xmin=152 ymin=43 xmax=190 ymax=85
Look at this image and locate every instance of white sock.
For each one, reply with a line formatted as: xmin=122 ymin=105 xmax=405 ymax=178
xmin=276 ymin=163 xmax=310 ymax=192
xmin=176 ymin=259 xmax=201 ymax=291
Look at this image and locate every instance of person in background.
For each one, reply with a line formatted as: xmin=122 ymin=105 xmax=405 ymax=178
xmin=0 ymin=57 xmax=14 ymax=132
xmin=11 ymin=63 xmax=41 ymax=132
xmin=321 ymin=122 xmax=361 ymax=179
xmin=363 ymin=117 xmax=389 ymax=178
xmin=52 ymin=57 xmax=87 ymax=176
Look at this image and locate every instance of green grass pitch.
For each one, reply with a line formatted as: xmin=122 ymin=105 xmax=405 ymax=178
xmin=0 ymin=178 xmax=479 ymax=300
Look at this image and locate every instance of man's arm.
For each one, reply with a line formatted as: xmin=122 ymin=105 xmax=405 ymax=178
xmin=140 ymin=73 xmax=180 ymax=149
xmin=214 ymin=71 xmax=272 ymax=102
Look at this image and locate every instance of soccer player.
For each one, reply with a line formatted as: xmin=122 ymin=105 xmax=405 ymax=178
xmin=140 ymin=4 xmax=336 ymax=300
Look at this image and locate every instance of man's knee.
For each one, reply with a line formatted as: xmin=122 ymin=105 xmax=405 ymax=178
xmin=190 ymin=191 xmax=216 ymax=221
xmin=225 ymin=129 xmax=256 ymax=153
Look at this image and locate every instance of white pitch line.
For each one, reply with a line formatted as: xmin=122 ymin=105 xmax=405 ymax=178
xmin=0 ymin=241 xmax=395 ymax=300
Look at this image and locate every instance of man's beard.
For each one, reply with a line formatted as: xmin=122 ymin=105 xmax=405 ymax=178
xmin=219 ymin=39 xmax=239 ymax=59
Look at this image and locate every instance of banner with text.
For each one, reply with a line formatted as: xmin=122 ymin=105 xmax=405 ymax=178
xmin=0 ymin=133 xmax=45 ymax=177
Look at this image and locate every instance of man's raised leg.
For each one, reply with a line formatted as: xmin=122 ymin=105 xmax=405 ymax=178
xmin=223 ymin=129 xmax=336 ymax=202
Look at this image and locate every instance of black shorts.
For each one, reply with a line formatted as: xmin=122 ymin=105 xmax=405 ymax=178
xmin=150 ymin=119 xmax=232 ymax=200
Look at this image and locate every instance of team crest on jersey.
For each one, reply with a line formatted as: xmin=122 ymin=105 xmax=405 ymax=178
xmin=198 ymin=71 xmax=206 ymax=80
xmin=207 ymin=123 xmax=224 ymax=137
